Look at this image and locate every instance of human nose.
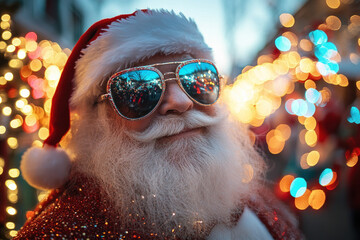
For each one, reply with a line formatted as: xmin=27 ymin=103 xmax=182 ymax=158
xmin=158 ymin=81 xmax=193 ymax=115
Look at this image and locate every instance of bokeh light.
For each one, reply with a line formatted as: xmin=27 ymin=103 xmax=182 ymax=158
xmin=6 ymin=206 xmax=17 ymax=215
xmin=279 ymin=13 xmax=295 ymax=28
xmin=45 ymin=65 xmax=61 ymax=81
xmin=326 ymin=15 xmax=342 ymax=30
xmin=305 ymin=130 xmax=317 ymax=146
xmin=5 ymin=180 xmax=17 ymax=190
xmin=8 ymin=168 xmax=20 ymax=178
xmin=307 ymin=150 xmax=320 ymax=166
xmin=5 ymin=222 xmax=15 ymax=230
xmin=290 ymin=177 xmax=307 ymax=198
xmin=2 ymin=30 xmax=12 ymax=40
xmin=2 ymin=106 xmax=12 ymax=116
xmin=295 ymin=189 xmax=311 ymax=210
xmin=308 ymin=189 xmax=326 ymax=210
xmin=275 ymin=36 xmax=291 ymax=51
xmin=279 ymin=174 xmax=295 ymax=192
xmin=346 ymin=149 xmax=359 ymax=167
xmin=304 ymin=117 xmax=317 ymax=130
xmin=347 ymin=106 xmax=360 ymax=124
xmin=326 ymin=0 xmax=340 ymax=9
xmin=25 ymin=32 xmax=37 ymax=41
xmin=4 ymin=72 xmax=13 ymax=81
xmin=309 ymin=30 xmax=328 ymax=45
xmin=305 ymin=88 xmax=321 ymax=104
xmin=7 ymin=137 xmax=18 ymax=149
xmin=319 ymin=168 xmax=334 ymax=186
xmin=1 ymin=13 xmax=11 ymax=22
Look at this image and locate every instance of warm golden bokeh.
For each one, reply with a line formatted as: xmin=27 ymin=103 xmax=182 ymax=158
xmin=279 ymin=13 xmax=295 ymax=28
xmin=295 ymin=189 xmax=311 ymax=210
xmin=279 ymin=175 xmax=295 ymax=192
xmin=326 ymin=0 xmax=341 ymax=9
xmin=308 ymin=189 xmax=326 ymax=210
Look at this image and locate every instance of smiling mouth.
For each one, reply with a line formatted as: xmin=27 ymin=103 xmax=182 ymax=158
xmin=159 ymin=127 xmax=206 ymax=142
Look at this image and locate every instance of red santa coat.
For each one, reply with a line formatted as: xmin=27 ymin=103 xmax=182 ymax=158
xmin=14 ymin=176 xmax=301 ymax=239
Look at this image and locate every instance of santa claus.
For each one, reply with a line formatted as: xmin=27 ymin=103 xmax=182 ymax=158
xmin=15 ymin=9 xmax=301 ymax=239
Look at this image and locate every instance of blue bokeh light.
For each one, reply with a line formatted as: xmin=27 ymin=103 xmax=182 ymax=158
xmin=327 ymin=60 xmax=339 ymax=73
xmin=297 ymin=99 xmax=308 ymax=116
xmin=275 ymin=36 xmax=291 ymax=52
xmin=309 ymin=30 xmax=328 ymax=45
xmin=319 ymin=168 xmax=334 ymax=186
xmin=290 ymin=177 xmax=307 ymax=198
xmin=347 ymin=106 xmax=360 ymax=124
xmin=315 ymin=43 xmax=338 ymax=62
xmin=287 ymin=98 xmax=317 ymax=117
xmin=322 ymin=42 xmax=338 ymax=59
xmin=312 ymin=32 xmax=339 ymax=76
xmin=305 ymin=88 xmax=321 ymax=104
xmin=290 ymin=99 xmax=299 ymax=115
xmin=304 ymin=102 xmax=316 ymax=117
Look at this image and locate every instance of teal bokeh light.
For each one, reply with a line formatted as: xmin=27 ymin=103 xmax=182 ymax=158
xmin=309 ymin=30 xmax=328 ymax=45
xmin=319 ymin=168 xmax=334 ymax=186
xmin=275 ymin=36 xmax=291 ymax=51
xmin=290 ymin=177 xmax=307 ymax=198
xmin=347 ymin=106 xmax=360 ymax=124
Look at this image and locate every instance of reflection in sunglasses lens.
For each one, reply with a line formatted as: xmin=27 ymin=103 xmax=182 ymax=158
xmin=178 ymin=62 xmax=220 ymax=105
xmin=110 ymin=70 xmax=163 ymax=119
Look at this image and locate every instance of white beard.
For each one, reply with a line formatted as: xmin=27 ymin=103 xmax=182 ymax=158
xmin=65 ymin=104 xmax=265 ymax=238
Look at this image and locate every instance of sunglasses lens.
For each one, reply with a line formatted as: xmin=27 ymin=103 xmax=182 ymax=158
xmin=178 ymin=62 xmax=220 ymax=105
xmin=109 ymin=70 xmax=163 ymax=119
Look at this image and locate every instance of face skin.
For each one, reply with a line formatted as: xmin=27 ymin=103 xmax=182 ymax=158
xmin=119 ymin=53 xmax=217 ymax=133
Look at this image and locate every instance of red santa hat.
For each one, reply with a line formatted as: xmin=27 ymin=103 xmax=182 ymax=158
xmin=20 ymin=9 xmax=212 ymax=190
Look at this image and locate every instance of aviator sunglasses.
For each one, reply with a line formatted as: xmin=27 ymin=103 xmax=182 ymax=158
xmin=98 ymin=59 xmax=221 ymax=120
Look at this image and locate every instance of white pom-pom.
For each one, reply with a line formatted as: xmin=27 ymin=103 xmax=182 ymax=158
xmin=20 ymin=144 xmax=71 ymax=190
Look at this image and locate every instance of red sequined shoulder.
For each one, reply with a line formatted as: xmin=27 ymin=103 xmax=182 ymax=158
xmin=14 ymin=178 xmax=127 ymax=239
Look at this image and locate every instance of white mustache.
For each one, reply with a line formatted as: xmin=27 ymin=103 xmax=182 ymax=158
xmin=126 ymin=109 xmax=227 ymax=143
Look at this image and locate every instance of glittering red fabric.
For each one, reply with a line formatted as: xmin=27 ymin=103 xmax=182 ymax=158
xmin=14 ymin=176 xmax=301 ymax=239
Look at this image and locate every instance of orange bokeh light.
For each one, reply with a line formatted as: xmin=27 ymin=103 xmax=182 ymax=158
xmin=326 ymin=171 xmax=338 ymax=190
xmin=308 ymin=189 xmax=326 ymax=210
xmin=295 ymin=189 xmax=311 ymax=210
xmin=279 ymin=175 xmax=295 ymax=192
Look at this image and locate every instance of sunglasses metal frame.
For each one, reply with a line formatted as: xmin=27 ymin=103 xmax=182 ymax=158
xmin=98 ymin=59 xmax=221 ymax=120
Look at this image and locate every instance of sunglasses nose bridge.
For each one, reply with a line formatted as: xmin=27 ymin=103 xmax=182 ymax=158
xmin=163 ymin=71 xmax=176 ymax=77
xmin=158 ymin=79 xmax=194 ymax=115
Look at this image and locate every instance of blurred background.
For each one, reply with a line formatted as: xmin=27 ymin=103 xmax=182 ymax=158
xmin=0 ymin=0 xmax=359 ymax=239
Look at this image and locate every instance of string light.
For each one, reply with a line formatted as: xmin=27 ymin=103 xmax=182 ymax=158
xmin=5 ymin=222 xmax=15 ymax=229
xmin=8 ymin=168 xmax=20 ymax=178
xmin=1 ymin=14 xmax=11 ymax=22
xmin=6 ymin=206 xmax=17 ymax=215
xmin=4 ymin=72 xmax=13 ymax=81
xmin=0 ymin=14 xmax=70 ymax=238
